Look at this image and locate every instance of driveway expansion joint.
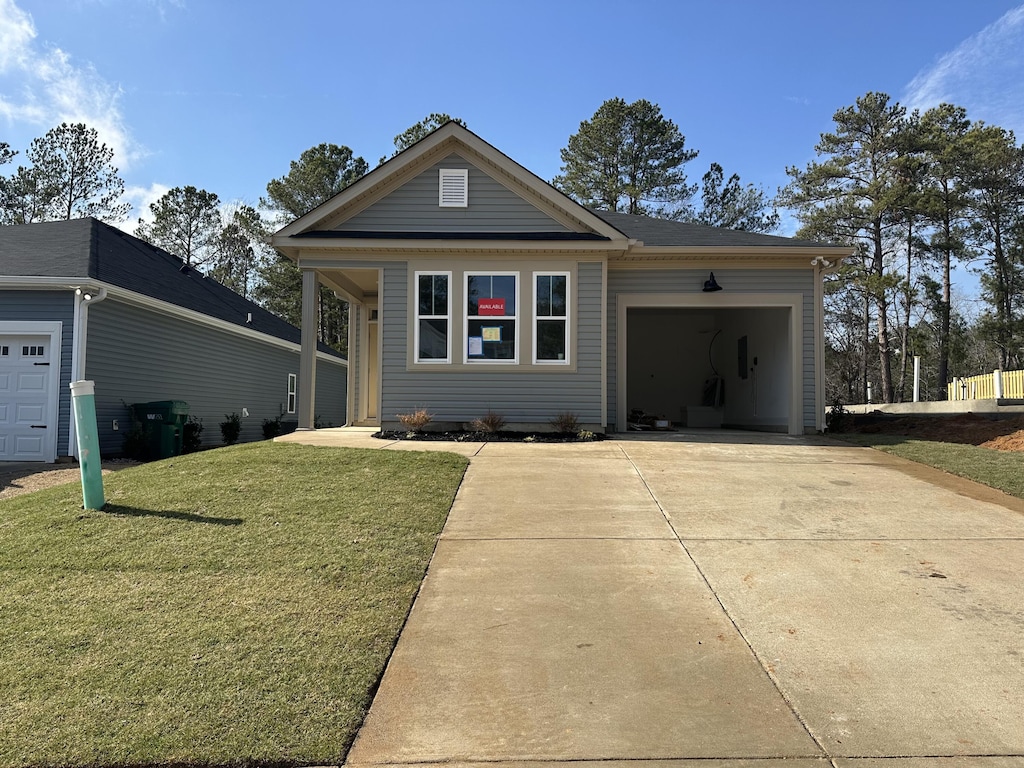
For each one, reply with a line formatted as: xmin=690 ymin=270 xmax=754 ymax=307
xmin=618 ymin=443 xmax=835 ymax=763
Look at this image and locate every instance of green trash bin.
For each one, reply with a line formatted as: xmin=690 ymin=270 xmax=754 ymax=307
xmin=130 ymin=401 xmax=189 ymax=459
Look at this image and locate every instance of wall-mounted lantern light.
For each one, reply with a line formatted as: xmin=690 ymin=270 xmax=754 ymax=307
xmin=702 ymin=272 xmax=723 ymax=292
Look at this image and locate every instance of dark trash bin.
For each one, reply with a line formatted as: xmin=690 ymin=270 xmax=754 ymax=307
xmin=130 ymin=400 xmax=189 ymax=459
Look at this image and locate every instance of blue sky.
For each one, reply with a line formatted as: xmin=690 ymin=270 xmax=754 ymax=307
xmin=2 ymin=0 xmax=1024 ymax=241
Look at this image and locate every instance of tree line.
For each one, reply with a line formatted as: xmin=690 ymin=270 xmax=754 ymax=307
xmin=3 ymin=97 xmax=1022 ymax=405
xmin=781 ymin=92 xmax=1024 ymax=404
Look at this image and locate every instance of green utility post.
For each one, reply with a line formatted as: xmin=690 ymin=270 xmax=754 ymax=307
xmin=70 ymin=380 xmax=105 ymax=510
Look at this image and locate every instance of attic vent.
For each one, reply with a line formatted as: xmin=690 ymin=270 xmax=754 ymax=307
xmin=439 ymin=168 xmax=468 ymax=207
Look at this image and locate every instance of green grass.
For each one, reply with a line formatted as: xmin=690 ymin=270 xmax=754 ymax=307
xmin=837 ymin=433 xmax=1024 ymax=499
xmin=0 ymin=442 xmax=468 ymax=768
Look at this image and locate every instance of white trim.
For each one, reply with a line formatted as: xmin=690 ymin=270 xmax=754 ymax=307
xmin=614 ymin=292 xmax=804 ymax=436
xmin=413 ymin=271 xmax=452 ymax=364
xmin=600 ymin=260 xmax=608 ymax=429
xmin=0 ymin=320 xmax=62 ymax=462
xmin=438 ymin=168 xmax=468 ymax=207
xmin=3 ymin=279 xmax=347 ymax=368
xmin=814 ymin=264 xmax=826 ymax=432
xmin=463 ymin=271 xmax=520 ymax=364
xmin=287 ymin=373 xmax=297 ymax=414
xmin=532 ymin=271 xmax=571 ymax=365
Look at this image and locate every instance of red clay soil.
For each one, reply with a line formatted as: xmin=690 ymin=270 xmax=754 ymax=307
xmin=840 ymin=413 xmax=1024 ymax=452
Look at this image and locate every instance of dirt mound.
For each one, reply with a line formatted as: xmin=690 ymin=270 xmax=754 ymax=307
xmin=839 ymin=413 xmax=1024 ymax=452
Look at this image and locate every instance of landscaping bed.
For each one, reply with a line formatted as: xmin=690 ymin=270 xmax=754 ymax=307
xmin=375 ymin=429 xmax=603 ymax=443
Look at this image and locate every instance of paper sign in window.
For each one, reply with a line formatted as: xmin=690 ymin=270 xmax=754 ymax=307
xmin=477 ymin=298 xmax=505 ymax=316
xmin=468 ymin=336 xmax=483 ymax=356
xmin=482 ymin=327 xmax=502 ymax=342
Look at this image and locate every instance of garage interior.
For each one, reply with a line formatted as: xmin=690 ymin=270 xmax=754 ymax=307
xmin=626 ymin=307 xmax=792 ymax=432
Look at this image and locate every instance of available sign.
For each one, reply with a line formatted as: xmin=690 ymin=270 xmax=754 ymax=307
xmin=477 ymin=298 xmax=505 ymax=316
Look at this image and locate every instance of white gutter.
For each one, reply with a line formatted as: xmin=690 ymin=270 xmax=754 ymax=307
xmin=68 ymin=285 xmax=107 ymax=458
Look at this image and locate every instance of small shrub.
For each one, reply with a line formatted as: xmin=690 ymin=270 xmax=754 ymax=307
xmin=182 ymin=416 xmax=203 ymax=453
xmin=262 ymin=415 xmax=283 ymax=439
xmin=397 ymin=409 xmax=433 ymax=432
xmin=470 ymin=410 xmax=506 ymax=433
xmin=220 ymin=412 xmax=242 ymax=445
xmin=122 ymin=422 xmax=149 ymax=460
xmin=550 ymin=412 xmax=580 ymax=433
xmin=577 ymin=429 xmax=596 ymax=442
xmin=825 ymin=399 xmax=851 ymax=433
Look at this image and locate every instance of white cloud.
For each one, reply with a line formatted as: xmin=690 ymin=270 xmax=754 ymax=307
xmin=0 ymin=0 xmax=142 ymax=169
xmin=903 ymin=5 xmax=1024 ymax=135
xmin=122 ymin=182 xmax=170 ymax=229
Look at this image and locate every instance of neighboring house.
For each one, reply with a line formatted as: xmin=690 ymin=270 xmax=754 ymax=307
xmin=271 ymin=123 xmax=851 ymax=436
xmin=0 ymin=218 xmax=347 ymax=462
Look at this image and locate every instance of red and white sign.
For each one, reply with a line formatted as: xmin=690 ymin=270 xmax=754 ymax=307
xmin=477 ymin=298 xmax=506 ymax=316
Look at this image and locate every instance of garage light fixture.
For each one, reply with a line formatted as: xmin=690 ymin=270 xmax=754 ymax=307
xmin=74 ymin=287 xmax=94 ymax=301
xmin=702 ymin=272 xmax=723 ymax=292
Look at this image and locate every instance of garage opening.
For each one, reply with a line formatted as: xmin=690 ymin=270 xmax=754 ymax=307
xmin=624 ymin=306 xmax=794 ymax=433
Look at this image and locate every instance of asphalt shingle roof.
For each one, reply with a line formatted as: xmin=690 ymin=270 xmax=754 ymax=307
xmin=0 ymin=218 xmax=343 ymax=358
xmin=588 ymin=209 xmax=837 ymax=248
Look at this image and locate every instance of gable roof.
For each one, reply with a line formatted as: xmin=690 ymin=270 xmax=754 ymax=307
xmin=272 ymin=122 xmax=629 ymax=251
xmin=0 ymin=218 xmax=344 ymax=358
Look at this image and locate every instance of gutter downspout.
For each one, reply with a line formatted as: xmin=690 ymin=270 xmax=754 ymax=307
xmin=68 ymin=286 xmax=108 ymax=458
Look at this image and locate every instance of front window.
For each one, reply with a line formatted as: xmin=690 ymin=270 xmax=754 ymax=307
xmin=534 ymin=273 xmax=569 ymax=364
xmin=416 ymin=272 xmax=451 ymax=363
xmin=465 ymin=272 xmax=518 ymax=362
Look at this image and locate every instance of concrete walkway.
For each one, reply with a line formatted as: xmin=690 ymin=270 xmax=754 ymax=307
xmin=278 ymin=428 xmax=1024 ymax=766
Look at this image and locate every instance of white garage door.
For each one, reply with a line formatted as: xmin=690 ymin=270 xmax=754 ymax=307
xmin=0 ymin=329 xmax=60 ymax=462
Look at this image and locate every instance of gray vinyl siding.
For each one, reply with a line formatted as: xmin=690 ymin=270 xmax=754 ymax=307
xmin=381 ymin=260 xmax=604 ymax=427
xmin=85 ymin=299 xmax=346 ymax=455
xmin=0 ymin=289 xmax=75 ymax=455
xmin=335 ymin=154 xmax=572 ymax=234
xmin=607 ymin=268 xmax=816 ymax=431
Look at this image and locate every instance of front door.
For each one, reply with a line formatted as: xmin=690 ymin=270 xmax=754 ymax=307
xmin=0 ymin=330 xmax=60 ymax=461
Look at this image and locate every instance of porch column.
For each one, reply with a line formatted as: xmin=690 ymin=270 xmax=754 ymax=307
xmin=297 ymin=269 xmax=318 ymax=430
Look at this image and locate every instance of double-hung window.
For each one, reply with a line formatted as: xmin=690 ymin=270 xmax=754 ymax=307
xmin=465 ymin=272 xmax=518 ymax=362
xmin=416 ymin=272 xmax=451 ymax=363
xmin=534 ymin=272 xmax=569 ymax=364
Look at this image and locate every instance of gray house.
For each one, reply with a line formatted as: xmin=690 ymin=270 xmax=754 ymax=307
xmin=272 ymin=122 xmax=850 ymax=436
xmin=0 ymin=218 xmax=347 ymax=462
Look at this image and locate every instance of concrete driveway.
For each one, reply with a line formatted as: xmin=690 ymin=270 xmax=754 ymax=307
xmin=282 ymin=429 xmax=1024 ymax=766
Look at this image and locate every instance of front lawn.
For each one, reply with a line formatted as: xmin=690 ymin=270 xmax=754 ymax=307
xmin=0 ymin=442 xmax=468 ymax=767
xmin=837 ymin=433 xmax=1024 ymax=500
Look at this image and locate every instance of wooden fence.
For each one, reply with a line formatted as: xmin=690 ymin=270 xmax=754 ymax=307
xmin=948 ymin=369 xmax=1024 ymax=400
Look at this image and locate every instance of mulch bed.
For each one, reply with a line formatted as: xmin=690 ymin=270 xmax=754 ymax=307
xmin=375 ymin=430 xmax=604 ymax=443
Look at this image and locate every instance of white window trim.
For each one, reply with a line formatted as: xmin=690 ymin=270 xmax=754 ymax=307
xmin=439 ymin=168 xmax=468 ymax=207
xmin=287 ymin=373 xmax=297 ymax=414
xmin=532 ymin=271 xmax=571 ymax=365
xmin=464 ymin=271 xmax=519 ymax=364
xmin=415 ymin=270 xmax=452 ymax=364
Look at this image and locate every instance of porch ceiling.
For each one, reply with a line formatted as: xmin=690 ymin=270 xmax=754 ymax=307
xmin=317 ymin=268 xmax=379 ymax=303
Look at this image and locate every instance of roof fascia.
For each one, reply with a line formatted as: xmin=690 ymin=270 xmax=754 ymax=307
xmin=617 ymin=244 xmax=854 ymax=260
xmin=290 ymin=237 xmax=628 ymax=255
xmin=15 ymin=279 xmax=346 ymax=365
xmin=0 ymin=276 xmax=96 ymax=289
